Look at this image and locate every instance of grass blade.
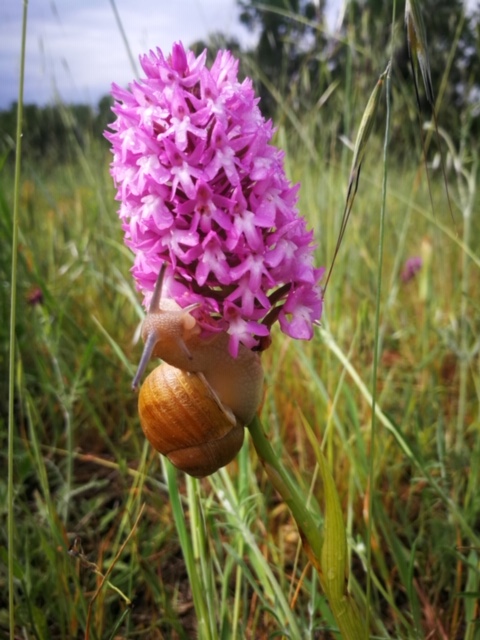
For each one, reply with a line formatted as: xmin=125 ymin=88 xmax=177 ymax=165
xmin=163 ymin=459 xmax=215 ymax=640
xmin=8 ymin=3 xmax=29 ymax=638
xmin=324 ymin=64 xmax=389 ymax=292
xmin=108 ymin=0 xmax=139 ymax=77
xmin=405 ymin=0 xmax=456 ymax=229
xmin=405 ymin=0 xmax=434 ymax=106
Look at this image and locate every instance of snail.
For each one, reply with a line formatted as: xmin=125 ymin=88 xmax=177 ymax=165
xmin=132 ymin=265 xmax=264 ymax=478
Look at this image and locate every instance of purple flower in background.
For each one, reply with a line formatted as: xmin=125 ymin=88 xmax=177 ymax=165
xmin=106 ymin=42 xmax=323 ymax=355
xmin=401 ymin=256 xmax=423 ymax=283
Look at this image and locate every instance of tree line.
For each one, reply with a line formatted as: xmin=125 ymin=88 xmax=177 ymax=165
xmin=226 ymin=0 xmax=480 ymax=153
xmin=1 ymin=0 xmax=478 ymax=166
xmin=0 ymin=96 xmax=114 ymax=165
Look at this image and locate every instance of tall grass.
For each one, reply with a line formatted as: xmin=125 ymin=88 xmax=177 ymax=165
xmin=7 ymin=3 xmax=29 ymax=638
xmin=2 ymin=3 xmax=480 ymax=639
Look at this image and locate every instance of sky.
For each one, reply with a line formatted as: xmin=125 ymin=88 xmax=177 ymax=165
xmin=0 ymin=0 xmax=257 ymax=109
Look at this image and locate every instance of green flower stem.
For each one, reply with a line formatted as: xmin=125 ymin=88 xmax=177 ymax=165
xmin=248 ymin=415 xmax=366 ymax=640
xmin=164 ymin=459 xmax=214 ymax=640
xmin=248 ymin=416 xmax=324 ymax=565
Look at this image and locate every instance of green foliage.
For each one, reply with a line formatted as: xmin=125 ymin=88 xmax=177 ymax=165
xmin=3 ymin=3 xmax=480 ymax=638
xmin=344 ymin=0 xmax=480 ymax=144
xmin=238 ymin=0 xmax=327 ymax=116
xmin=237 ymin=0 xmax=480 ymax=150
xmin=0 ymin=97 xmax=114 ymax=167
xmin=2 ymin=93 xmax=480 ymax=635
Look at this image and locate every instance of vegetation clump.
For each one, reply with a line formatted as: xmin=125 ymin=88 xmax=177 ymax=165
xmin=2 ymin=1 xmax=480 ymax=638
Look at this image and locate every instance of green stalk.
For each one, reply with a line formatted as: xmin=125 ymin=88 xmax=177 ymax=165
xmin=186 ymin=475 xmax=216 ymax=633
xmin=231 ymin=539 xmax=244 ymax=639
xmin=163 ymin=459 xmax=215 ymax=640
xmin=248 ymin=417 xmax=324 ymax=562
xmin=8 ymin=2 xmax=29 ymax=638
xmin=455 ymin=166 xmax=475 ymax=453
xmin=248 ymin=416 xmax=366 ymax=639
xmin=211 ymin=464 xmax=302 ymax=635
xmin=365 ymin=60 xmax=392 ymax=632
xmin=109 ymin=0 xmax=139 ymax=77
xmin=226 ymin=443 xmax=248 ymax=638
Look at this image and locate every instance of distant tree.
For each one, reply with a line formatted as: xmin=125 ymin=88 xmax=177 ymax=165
xmin=345 ymin=0 xmax=478 ymax=102
xmin=190 ymin=32 xmax=243 ymax=65
xmin=237 ymin=0 xmax=329 ymax=116
xmin=336 ymin=0 xmax=480 ymax=148
xmin=0 ymin=105 xmax=17 ymax=158
xmin=236 ymin=0 xmax=480 ymax=147
xmin=94 ymin=94 xmax=115 ymax=140
xmin=0 ymin=98 xmax=114 ymax=167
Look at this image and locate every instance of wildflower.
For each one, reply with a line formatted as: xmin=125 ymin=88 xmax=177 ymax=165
xmin=26 ymin=286 xmax=43 ymax=306
xmin=106 ymin=42 xmax=323 ymax=355
xmin=401 ymin=256 xmax=423 ymax=283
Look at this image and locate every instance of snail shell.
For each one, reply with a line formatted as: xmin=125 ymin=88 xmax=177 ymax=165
xmin=138 ymin=363 xmax=245 ymax=478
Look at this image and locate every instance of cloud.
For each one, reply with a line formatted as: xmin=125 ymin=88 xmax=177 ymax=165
xmin=0 ymin=0 xmax=250 ymax=108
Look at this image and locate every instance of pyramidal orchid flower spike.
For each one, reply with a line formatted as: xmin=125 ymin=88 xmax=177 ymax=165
xmin=106 ymin=42 xmax=324 ymax=356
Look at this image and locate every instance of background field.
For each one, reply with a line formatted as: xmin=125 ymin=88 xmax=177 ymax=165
xmin=1 ymin=1 xmax=480 ymax=638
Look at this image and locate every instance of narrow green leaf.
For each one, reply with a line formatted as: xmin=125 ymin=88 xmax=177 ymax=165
xmin=464 ymin=550 xmax=479 ymax=640
xmin=301 ymin=416 xmax=367 ymax=640
xmin=163 ymin=458 xmax=215 ymax=640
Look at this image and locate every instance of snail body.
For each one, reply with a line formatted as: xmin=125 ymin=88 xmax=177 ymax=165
xmin=133 ymin=266 xmax=264 ymax=477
